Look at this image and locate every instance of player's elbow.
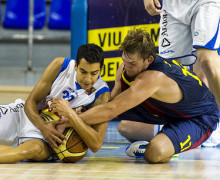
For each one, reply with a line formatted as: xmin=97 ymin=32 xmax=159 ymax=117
xmin=87 ymin=137 xmax=103 ymax=153
xmin=89 ymin=142 xmax=102 ymax=153
xmin=90 ymin=146 xmax=100 ymax=153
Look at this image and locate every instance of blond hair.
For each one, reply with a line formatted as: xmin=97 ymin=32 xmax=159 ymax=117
xmin=119 ymin=28 xmax=156 ymax=60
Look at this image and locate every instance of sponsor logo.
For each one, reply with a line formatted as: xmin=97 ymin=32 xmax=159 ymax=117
xmin=161 ymin=10 xmax=168 ymax=37
xmin=9 ymin=103 xmax=24 ymax=113
xmin=160 ymin=10 xmax=170 ymax=48
xmin=0 ymin=106 xmax=8 ymax=115
xmin=85 ymin=87 xmax=96 ymax=95
xmin=160 ymin=50 xmax=175 ymax=55
xmin=161 ymin=38 xmax=170 ymax=47
xmin=194 ymin=30 xmax=205 ymax=42
xmin=0 ymin=103 xmax=24 ymax=116
xmin=67 ymin=87 xmax=75 ymax=93
xmin=194 ymin=31 xmax=199 ymax=36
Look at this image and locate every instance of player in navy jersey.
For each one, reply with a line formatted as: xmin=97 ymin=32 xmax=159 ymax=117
xmin=75 ymin=28 xmax=219 ymax=163
xmin=0 ymin=44 xmax=110 ymax=163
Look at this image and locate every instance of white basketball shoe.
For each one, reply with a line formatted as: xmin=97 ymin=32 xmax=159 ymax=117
xmin=202 ymin=123 xmax=220 ymax=147
xmin=125 ymin=141 xmax=149 ymax=158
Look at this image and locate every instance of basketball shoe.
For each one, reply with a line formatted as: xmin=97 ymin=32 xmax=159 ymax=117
xmin=202 ymin=122 xmax=220 ymax=147
xmin=125 ymin=141 xmax=149 ymax=158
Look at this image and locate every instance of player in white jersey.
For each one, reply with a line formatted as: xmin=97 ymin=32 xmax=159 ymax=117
xmin=0 ymin=44 xmax=110 ymax=163
xmin=143 ymin=0 xmax=220 ymax=107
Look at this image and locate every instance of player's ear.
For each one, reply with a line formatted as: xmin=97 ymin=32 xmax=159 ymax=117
xmin=74 ymin=62 xmax=78 ymax=71
xmin=147 ymin=55 xmax=154 ymax=64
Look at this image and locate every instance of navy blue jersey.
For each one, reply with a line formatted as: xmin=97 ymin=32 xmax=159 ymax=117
xmin=121 ymin=56 xmax=218 ymax=120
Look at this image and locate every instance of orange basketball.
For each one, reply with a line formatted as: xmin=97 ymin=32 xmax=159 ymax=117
xmin=40 ymin=108 xmax=88 ymax=163
xmin=54 ymin=128 xmax=88 ymax=163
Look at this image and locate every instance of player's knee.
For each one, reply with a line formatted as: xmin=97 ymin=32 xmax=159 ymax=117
xmin=20 ymin=143 xmax=42 ymax=159
xmin=144 ymin=141 xmax=168 ymax=163
xmin=31 ymin=143 xmax=50 ymax=161
xmin=117 ymin=121 xmax=131 ymax=137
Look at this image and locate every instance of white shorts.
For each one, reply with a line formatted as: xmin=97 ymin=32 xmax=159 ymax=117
xmin=159 ymin=0 xmax=220 ymax=65
xmin=0 ymin=99 xmax=44 ymax=146
xmin=154 ymin=124 xmax=163 ymax=136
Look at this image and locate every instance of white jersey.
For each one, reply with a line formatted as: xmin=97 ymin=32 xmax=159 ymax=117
xmin=159 ymin=0 xmax=220 ymax=65
xmin=38 ymin=58 xmax=110 ymax=110
xmin=0 ymin=58 xmax=110 ymax=145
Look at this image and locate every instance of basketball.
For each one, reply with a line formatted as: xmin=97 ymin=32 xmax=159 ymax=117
xmin=53 ymin=127 xmax=88 ymax=163
xmin=40 ymin=108 xmax=88 ymax=163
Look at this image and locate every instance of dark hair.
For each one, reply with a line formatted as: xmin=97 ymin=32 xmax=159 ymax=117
xmin=119 ymin=28 xmax=156 ymax=60
xmin=76 ymin=44 xmax=104 ymax=68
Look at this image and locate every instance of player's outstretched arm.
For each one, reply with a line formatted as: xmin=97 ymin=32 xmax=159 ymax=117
xmin=79 ymin=70 xmax=163 ymax=125
xmin=50 ymin=91 xmax=111 ymax=152
xmin=24 ymin=57 xmax=66 ymax=149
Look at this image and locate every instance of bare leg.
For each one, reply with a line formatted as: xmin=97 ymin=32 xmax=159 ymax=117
xmin=118 ymin=120 xmax=154 ymax=142
xmin=197 ymin=48 xmax=220 ymax=108
xmin=193 ymin=58 xmax=209 ymax=86
xmin=145 ymin=133 xmax=175 ymax=163
xmin=0 ymin=139 xmax=50 ymax=163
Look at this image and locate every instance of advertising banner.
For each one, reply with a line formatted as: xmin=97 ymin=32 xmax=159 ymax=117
xmin=87 ymin=0 xmax=160 ymax=85
xmin=73 ymin=0 xmax=160 ymax=87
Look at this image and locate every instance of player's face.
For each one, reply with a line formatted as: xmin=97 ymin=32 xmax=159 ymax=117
xmin=75 ymin=58 xmax=102 ymax=90
xmin=122 ymin=51 xmax=150 ymax=77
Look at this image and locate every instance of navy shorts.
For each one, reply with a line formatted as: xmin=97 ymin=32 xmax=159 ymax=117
xmin=118 ymin=105 xmax=219 ymax=154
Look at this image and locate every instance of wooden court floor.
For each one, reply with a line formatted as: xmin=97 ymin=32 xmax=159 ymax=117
xmin=1 ymin=122 xmax=220 ymax=180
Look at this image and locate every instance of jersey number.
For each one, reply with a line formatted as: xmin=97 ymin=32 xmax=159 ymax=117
xmin=172 ymin=60 xmax=202 ymax=86
xmin=62 ymin=90 xmax=76 ymax=102
xmin=180 ymin=135 xmax=192 ymax=152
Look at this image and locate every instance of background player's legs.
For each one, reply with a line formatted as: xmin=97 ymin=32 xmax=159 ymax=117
xmin=0 ymin=139 xmax=50 ymax=163
xmin=145 ymin=133 xmax=175 ymax=163
xmin=118 ymin=120 xmax=154 ymax=142
xmin=196 ymin=48 xmax=220 ymax=108
xmin=193 ymin=58 xmax=209 ymax=86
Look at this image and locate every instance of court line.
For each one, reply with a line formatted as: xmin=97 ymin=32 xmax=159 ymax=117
xmin=101 ymin=147 xmax=119 ymax=149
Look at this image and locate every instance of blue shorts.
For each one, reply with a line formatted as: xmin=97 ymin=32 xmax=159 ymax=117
xmin=118 ymin=105 xmax=219 ymax=154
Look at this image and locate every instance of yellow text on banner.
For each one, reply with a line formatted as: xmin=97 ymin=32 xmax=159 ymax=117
xmin=101 ymin=57 xmax=123 ymax=82
xmin=88 ymin=24 xmax=160 ymax=52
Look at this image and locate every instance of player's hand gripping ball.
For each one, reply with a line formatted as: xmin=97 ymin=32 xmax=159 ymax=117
xmin=40 ymin=108 xmax=88 ymax=163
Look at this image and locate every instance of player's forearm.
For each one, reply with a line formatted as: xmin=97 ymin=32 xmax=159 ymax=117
xmin=79 ymin=103 xmax=116 ymax=125
xmin=66 ymin=110 xmax=107 ymax=152
xmin=24 ymin=100 xmax=45 ymax=131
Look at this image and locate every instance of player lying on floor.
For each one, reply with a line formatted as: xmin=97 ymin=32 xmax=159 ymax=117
xmin=0 ymin=44 xmax=110 ymax=163
xmin=55 ymin=28 xmax=219 ymax=164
